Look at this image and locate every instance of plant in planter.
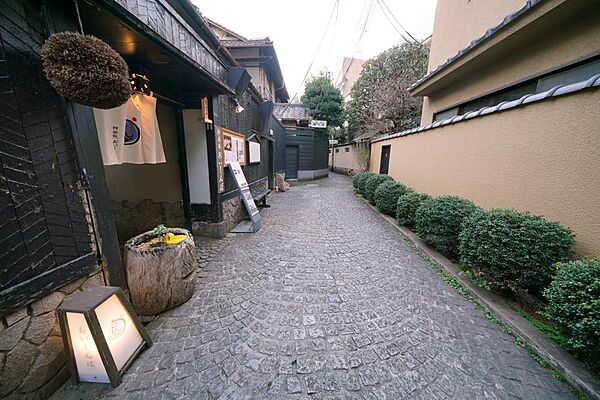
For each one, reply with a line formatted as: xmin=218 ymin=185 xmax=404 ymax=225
xmin=125 ymin=226 xmax=197 ymax=316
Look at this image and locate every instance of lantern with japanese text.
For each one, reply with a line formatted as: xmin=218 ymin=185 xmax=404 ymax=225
xmin=57 ymin=286 xmax=152 ymax=387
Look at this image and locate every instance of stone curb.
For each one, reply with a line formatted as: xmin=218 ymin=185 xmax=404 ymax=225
xmin=357 ymin=193 xmax=600 ymax=400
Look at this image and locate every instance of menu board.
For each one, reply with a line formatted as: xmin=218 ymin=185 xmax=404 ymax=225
xmin=222 ymin=128 xmax=246 ymax=166
xmin=228 ymin=162 xmax=261 ymax=232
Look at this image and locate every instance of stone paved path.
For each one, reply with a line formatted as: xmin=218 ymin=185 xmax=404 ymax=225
xmin=54 ymin=174 xmax=574 ymax=400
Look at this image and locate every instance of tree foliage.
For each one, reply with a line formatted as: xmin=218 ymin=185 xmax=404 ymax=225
xmin=301 ymin=73 xmax=344 ymax=130
xmin=347 ymin=43 xmax=428 ymax=140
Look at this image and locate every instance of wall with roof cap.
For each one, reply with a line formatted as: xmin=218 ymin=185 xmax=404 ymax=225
xmin=370 ymin=89 xmax=600 ymax=257
xmin=420 ymin=0 xmax=600 ymax=124
xmin=427 ymin=0 xmax=526 ymax=73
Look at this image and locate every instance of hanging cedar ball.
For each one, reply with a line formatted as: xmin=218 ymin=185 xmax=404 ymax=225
xmin=42 ymin=32 xmax=131 ymax=109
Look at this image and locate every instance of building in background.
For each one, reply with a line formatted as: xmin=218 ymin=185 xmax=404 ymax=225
xmin=370 ymin=0 xmax=600 ymax=256
xmin=336 ymin=57 xmax=366 ymax=103
xmin=273 ymin=103 xmax=329 ymax=180
xmin=206 ymin=18 xmax=289 ymax=103
xmin=0 ymin=1 xmax=293 ymax=396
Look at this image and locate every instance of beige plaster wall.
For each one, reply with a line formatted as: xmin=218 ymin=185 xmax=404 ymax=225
xmin=329 ymin=145 xmax=361 ymax=173
xmin=427 ymin=0 xmax=526 ymax=72
xmin=370 ymin=90 xmax=600 ymax=257
xmin=104 ymin=103 xmax=182 ymax=203
xmin=422 ymin=9 xmax=600 ymax=124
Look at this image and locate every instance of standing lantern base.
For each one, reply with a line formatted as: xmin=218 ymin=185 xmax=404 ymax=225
xmin=125 ymin=228 xmax=197 ymax=316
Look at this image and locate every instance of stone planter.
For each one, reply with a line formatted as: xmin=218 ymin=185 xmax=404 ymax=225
xmin=124 ymin=228 xmax=197 ymax=316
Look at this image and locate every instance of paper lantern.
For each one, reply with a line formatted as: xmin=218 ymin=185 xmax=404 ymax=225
xmin=57 ymin=286 xmax=152 ymax=387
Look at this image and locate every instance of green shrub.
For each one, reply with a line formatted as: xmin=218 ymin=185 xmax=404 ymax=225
xmin=415 ymin=195 xmax=478 ymax=255
xmin=374 ymin=180 xmax=409 ymax=216
xmin=355 ymin=172 xmax=375 ymax=194
xmin=352 ymin=172 xmax=369 ymax=190
xmin=364 ymin=174 xmax=394 ymax=203
xmin=459 ymin=209 xmax=574 ymax=294
xmin=396 ymin=191 xmax=431 ymax=227
xmin=544 ymin=259 xmax=600 ymax=372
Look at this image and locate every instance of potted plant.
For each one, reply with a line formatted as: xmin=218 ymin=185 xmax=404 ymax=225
xmin=124 ymin=225 xmax=197 ymax=316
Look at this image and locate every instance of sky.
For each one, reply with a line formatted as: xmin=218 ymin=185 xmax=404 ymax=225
xmin=192 ymin=0 xmax=437 ymax=101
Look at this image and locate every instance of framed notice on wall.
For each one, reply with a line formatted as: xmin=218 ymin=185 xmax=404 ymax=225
xmin=248 ymin=140 xmax=260 ymax=164
xmin=222 ymin=128 xmax=246 ymax=166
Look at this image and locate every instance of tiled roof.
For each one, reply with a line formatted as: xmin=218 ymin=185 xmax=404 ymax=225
xmin=373 ymin=74 xmax=600 ymax=143
xmin=273 ymin=103 xmax=309 ymax=121
xmin=222 ymin=38 xmax=272 ymax=48
xmin=409 ymin=0 xmax=544 ymax=92
xmin=353 ymin=129 xmax=380 ymax=142
xmin=203 ymin=17 xmax=248 ymax=41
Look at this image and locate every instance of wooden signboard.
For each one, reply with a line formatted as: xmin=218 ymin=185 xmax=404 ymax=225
xmin=222 ymin=128 xmax=246 ymax=166
xmin=228 ymin=161 xmax=260 ymax=233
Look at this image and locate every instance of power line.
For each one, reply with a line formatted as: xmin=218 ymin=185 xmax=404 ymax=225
xmin=284 ymin=0 xmax=339 ymax=110
xmin=337 ymin=0 xmax=376 ymax=92
xmin=333 ymin=0 xmax=371 ymax=86
xmin=308 ymin=0 xmax=340 ymax=118
xmin=377 ymin=0 xmax=419 ymax=43
xmin=374 ymin=0 xmax=411 ymax=43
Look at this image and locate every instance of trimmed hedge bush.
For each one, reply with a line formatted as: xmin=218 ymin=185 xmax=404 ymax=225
xmin=544 ymin=259 xmax=600 ymax=372
xmin=374 ymin=181 xmax=409 ymax=216
xmin=364 ymin=174 xmax=394 ymax=203
xmin=352 ymin=172 xmax=369 ymax=190
xmin=459 ymin=209 xmax=574 ymax=294
xmin=415 ymin=195 xmax=478 ymax=254
xmin=355 ymin=172 xmax=375 ymax=195
xmin=396 ymin=191 xmax=431 ymax=227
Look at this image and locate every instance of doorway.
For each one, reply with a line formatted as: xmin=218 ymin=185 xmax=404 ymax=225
xmin=285 ymin=145 xmax=299 ymax=179
xmin=379 ymin=145 xmax=391 ymax=174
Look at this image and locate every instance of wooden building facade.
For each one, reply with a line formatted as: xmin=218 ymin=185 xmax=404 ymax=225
xmin=0 ymin=0 xmax=286 ymax=397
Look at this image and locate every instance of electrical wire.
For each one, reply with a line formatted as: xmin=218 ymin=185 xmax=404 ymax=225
xmin=306 ymin=0 xmax=340 ymax=120
xmin=374 ymin=0 xmax=411 ymax=43
xmin=282 ymin=0 xmax=340 ymax=113
xmin=377 ymin=0 xmax=419 ymax=43
xmin=336 ymin=0 xmax=376 ymax=93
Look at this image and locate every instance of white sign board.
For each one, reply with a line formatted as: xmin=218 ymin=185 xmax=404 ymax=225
xmin=228 ymin=162 xmax=260 ymax=226
xmin=309 ymin=120 xmax=327 ymax=128
xmin=249 ymin=141 xmax=261 ymax=164
xmin=329 ymin=139 xmax=339 ymax=145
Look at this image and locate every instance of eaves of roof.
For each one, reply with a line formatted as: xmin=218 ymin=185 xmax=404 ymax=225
xmin=373 ymin=74 xmax=600 ymax=144
xmin=409 ymin=0 xmax=545 ymax=94
xmin=175 ymin=2 xmax=237 ymax=68
xmin=226 ymin=40 xmax=289 ymax=102
xmin=203 ymin=17 xmax=249 ymax=41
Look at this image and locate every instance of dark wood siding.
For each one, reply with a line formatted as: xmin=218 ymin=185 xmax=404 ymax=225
xmin=214 ymin=90 xmax=271 ymax=192
xmin=284 ymin=128 xmax=329 ymax=171
xmin=272 ymin=117 xmax=286 ymax=174
xmin=0 ymin=0 xmax=98 ymax=316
